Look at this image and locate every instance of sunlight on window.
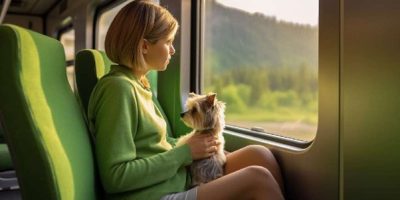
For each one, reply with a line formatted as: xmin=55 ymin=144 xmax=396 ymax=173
xmin=202 ymin=0 xmax=319 ymax=141
xmin=60 ymin=28 xmax=76 ymax=91
xmin=216 ymin=0 xmax=318 ymax=26
xmin=60 ymin=29 xmax=75 ymax=61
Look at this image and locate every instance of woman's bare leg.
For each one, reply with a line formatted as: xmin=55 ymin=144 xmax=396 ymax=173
xmin=197 ymin=166 xmax=284 ymax=200
xmin=224 ymin=145 xmax=284 ymax=192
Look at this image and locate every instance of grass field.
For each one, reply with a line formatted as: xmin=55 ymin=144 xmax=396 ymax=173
xmin=225 ymin=107 xmax=318 ymax=141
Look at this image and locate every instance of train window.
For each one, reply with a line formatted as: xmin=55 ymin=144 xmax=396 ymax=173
xmin=201 ymin=0 xmax=319 ymax=142
xmin=96 ymin=0 xmax=135 ymax=51
xmin=59 ymin=27 xmax=76 ymax=91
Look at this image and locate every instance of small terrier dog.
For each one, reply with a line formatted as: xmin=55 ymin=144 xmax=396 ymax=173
xmin=177 ymin=92 xmax=226 ymax=186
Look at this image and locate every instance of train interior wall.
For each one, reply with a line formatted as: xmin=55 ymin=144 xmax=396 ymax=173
xmin=342 ymin=0 xmax=400 ymax=199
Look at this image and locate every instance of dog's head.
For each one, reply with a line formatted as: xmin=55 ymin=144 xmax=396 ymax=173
xmin=180 ymin=93 xmax=225 ymax=131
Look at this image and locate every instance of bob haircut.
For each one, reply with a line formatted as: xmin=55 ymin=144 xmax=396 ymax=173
xmin=105 ymin=0 xmax=178 ymax=70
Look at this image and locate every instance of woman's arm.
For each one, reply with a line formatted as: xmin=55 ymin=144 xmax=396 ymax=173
xmin=166 ymin=136 xmax=178 ymax=146
xmin=89 ymin=78 xmax=192 ymax=194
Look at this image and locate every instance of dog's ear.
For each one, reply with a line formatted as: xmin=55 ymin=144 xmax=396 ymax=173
xmin=188 ymin=92 xmax=197 ymax=98
xmin=206 ymin=93 xmax=217 ymax=106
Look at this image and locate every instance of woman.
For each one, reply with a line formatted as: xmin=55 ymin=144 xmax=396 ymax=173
xmin=88 ymin=0 xmax=284 ymax=199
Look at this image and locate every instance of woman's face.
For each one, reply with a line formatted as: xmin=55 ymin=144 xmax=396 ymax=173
xmin=143 ymin=33 xmax=176 ymax=71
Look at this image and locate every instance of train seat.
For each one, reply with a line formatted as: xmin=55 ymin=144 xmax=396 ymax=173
xmin=0 ymin=143 xmax=12 ymax=171
xmin=75 ymin=49 xmax=159 ymax=115
xmin=75 ymin=49 xmax=112 ymax=116
xmin=74 ymin=48 xmax=174 ymax=138
xmin=0 ymin=125 xmax=13 ymax=171
xmin=0 ymin=24 xmax=98 ymax=199
xmin=75 ymin=49 xmax=165 ymax=120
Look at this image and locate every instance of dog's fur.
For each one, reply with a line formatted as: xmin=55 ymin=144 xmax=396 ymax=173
xmin=176 ymin=92 xmax=226 ymax=186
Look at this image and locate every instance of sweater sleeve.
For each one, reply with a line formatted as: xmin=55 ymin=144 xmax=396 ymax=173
xmin=166 ymin=136 xmax=179 ymax=147
xmin=90 ymin=78 xmax=192 ymax=194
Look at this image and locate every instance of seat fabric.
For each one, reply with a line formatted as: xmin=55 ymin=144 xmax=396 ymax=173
xmin=0 ymin=24 xmax=97 ymax=200
xmin=75 ymin=49 xmax=112 ymax=115
xmin=0 ymin=124 xmax=13 ymax=171
xmin=75 ymin=49 xmax=159 ymax=113
xmin=75 ymin=49 xmax=171 ymax=134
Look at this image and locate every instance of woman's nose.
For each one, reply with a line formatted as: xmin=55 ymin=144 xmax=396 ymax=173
xmin=170 ymin=45 xmax=175 ymax=55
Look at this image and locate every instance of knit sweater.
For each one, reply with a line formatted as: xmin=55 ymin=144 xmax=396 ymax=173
xmin=88 ymin=65 xmax=192 ymax=200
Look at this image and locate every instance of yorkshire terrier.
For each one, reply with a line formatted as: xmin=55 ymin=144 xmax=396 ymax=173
xmin=177 ymin=92 xmax=226 ymax=186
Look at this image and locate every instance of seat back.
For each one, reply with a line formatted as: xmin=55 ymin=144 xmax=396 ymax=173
xmin=0 ymin=124 xmax=13 ymax=171
xmin=74 ymin=49 xmax=171 ymax=133
xmin=0 ymin=24 xmax=97 ymax=199
xmin=75 ymin=49 xmax=158 ymax=112
xmin=75 ymin=49 xmax=112 ymax=115
xmin=0 ymin=144 xmax=12 ymax=171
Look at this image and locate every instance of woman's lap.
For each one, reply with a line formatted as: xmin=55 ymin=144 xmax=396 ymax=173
xmin=161 ymin=145 xmax=283 ymax=200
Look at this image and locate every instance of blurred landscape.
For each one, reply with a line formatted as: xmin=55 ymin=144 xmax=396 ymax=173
xmin=203 ymin=0 xmax=318 ymax=141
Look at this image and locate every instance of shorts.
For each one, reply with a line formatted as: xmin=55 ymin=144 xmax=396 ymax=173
xmin=160 ymin=187 xmax=198 ymax=200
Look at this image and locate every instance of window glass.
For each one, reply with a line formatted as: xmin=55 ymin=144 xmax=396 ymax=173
xmin=59 ymin=28 xmax=76 ymax=91
xmin=96 ymin=0 xmax=135 ymax=50
xmin=60 ymin=29 xmax=75 ymax=61
xmin=202 ymin=0 xmax=319 ymax=141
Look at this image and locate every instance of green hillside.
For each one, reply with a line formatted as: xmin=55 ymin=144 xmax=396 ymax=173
xmin=204 ymin=0 xmax=318 ymax=72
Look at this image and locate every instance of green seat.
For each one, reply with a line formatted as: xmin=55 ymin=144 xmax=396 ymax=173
xmin=0 ymin=24 xmax=97 ymax=199
xmin=75 ymin=49 xmax=112 ymax=115
xmin=0 ymin=124 xmax=13 ymax=171
xmin=0 ymin=144 xmax=13 ymax=171
xmin=74 ymin=49 xmax=170 ymax=133
xmin=75 ymin=49 xmax=159 ymax=114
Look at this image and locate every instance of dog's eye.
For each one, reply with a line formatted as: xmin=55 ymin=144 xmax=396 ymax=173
xmin=191 ymin=107 xmax=197 ymax=113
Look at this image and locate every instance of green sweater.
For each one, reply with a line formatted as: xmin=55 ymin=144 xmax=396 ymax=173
xmin=88 ymin=65 xmax=192 ymax=200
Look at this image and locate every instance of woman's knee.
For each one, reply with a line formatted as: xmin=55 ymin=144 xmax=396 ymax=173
xmin=243 ymin=166 xmax=274 ymax=185
xmin=244 ymin=166 xmax=284 ymax=200
xmin=245 ymin=145 xmax=276 ymax=162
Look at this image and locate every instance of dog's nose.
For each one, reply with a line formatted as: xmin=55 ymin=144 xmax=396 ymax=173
xmin=180 ymin=112 xmax=185 ymax=118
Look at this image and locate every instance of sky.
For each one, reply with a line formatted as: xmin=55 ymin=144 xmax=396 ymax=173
xmin=216 ymin=0 xmax=319 ymax=26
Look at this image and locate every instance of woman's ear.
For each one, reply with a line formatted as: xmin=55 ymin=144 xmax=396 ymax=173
xmin=141 ymin=39 xmax=149 ymax=54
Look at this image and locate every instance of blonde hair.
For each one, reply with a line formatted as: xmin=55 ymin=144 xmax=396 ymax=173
xmin=105 ymin=0 xmax=178 ymax=71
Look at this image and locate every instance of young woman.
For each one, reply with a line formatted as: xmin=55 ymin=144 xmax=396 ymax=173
xmin=88 ymin=0 xmax=284 ymax=199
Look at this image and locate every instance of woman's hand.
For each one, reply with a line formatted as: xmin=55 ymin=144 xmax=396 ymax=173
xmin=186 ymin=133 xmax=220 ymax=160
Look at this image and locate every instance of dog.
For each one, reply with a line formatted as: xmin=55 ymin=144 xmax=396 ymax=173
xmin=177 ymin=92 xmax=226 ymax=186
